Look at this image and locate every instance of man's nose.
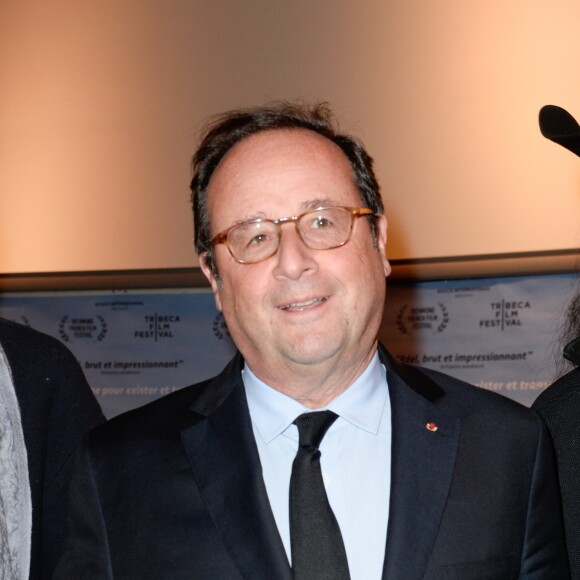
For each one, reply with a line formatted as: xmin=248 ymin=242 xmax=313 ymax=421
xmin=272 ymin=223 xmax=318 ymax=280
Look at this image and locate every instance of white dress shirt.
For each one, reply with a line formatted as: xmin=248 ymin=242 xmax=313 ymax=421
xmin=244 ymin=351 xmax=391 ymax=580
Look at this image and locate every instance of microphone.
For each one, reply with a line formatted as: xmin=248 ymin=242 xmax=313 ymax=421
xmin=538 ymin=104 xmax=580 ymax=157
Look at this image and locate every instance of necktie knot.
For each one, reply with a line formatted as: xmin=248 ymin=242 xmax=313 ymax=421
xmin=293 ymin=410 xmax=338 ymax=450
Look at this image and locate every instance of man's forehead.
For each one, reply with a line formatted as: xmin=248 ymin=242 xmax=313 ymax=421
xmin=204 ymin=127 xmax=360 ymax=227
xmin=215 ymin=128 xmax=346 ymax=172
xmin=208 ymin=129 xmax=353 ymax=196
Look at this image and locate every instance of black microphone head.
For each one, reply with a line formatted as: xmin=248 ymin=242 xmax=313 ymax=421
xmin=539 ymin=104 xmax=580 ymax=157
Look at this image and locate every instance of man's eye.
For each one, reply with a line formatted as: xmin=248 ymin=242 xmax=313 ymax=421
xmin=310 ymin=216 xmax=333 ymax=230
xmin=246 ymin=233 xmax=270 ymax=247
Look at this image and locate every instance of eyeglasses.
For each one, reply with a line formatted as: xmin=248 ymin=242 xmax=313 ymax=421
xmin=210 ymin=206 xmax=378 ymax=264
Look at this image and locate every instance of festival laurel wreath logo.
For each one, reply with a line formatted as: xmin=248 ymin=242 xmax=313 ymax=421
xmin=396 ymin=303 xmax=449 ymax=335
xmin=59 ymin=315 xmax=108 ymax=343
xmin=212 ymin=312 xmax=232 ymax=341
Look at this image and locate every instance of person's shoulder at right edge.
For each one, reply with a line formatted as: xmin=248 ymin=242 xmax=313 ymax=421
xmin=533 ymin=365 xmax=580 ymax=580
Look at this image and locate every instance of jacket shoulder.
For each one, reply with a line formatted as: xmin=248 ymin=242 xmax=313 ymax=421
xmin=417 ymin=364 xmax=538 ymax=421
xmin=88 ymin=352 xmax=244 ymax=448
xmin=533 ymin=367 xmax=580 ymax=414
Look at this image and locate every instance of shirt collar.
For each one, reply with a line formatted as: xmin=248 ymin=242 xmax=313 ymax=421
xmin=244 ymin=350 xmax=388 ymax=444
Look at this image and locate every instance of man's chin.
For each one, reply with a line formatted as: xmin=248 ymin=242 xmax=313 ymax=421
xmin=278 ymin=338 xmax=344 ymax=368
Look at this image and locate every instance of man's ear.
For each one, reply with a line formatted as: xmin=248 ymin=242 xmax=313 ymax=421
xmin=375 ymin=215 xmax=391 ymax=278
xmin=199 ymin=252 xmax=223 ymax=312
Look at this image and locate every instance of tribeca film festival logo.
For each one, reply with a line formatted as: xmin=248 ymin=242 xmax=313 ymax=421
xmin=134 ymin=314 xmax=180 ymax=341
xmin=396 ymin=303 xmax=449 ymax=335
xmin=59 ymin=315 xmax=108 ymax=343
xmin=479 ymin=300 xmax=530 ymax=330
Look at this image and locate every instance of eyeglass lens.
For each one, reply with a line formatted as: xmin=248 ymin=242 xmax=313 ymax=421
xmin=227 ymin=207 xmax=356 ymax=263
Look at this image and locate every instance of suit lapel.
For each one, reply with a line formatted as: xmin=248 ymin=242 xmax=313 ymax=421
xmin=380 ymin=348 xmax=460 ymax=580
xmin=180 ymin=354 xmax=292 ymax=580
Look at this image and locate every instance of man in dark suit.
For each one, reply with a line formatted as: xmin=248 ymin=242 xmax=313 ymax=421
xmin=56 ymin=102 xmax=568 ymax=579
xmin=0 ymin=317 xmax=104 ymax=578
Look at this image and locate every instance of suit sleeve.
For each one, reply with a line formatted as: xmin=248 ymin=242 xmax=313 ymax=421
xmin=39 ymin=339 xmax=105 ymax=575
xmin=519 ymin=421 xmax=570 ymax=579
xmin=53 ymin=436 xmax=114 ymax=579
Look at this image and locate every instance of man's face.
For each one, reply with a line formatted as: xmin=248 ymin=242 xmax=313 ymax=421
xmin=200 ymin=129 xmax=391 ymax=385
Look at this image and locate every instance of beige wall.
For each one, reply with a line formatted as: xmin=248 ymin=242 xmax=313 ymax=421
xmin=1 ymin=0 xmax=580 ymax=274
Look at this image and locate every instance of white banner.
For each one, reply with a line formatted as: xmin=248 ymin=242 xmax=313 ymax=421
xmin=0 ymin=272 xmax=576 ymax=417
xmin=380 ymin=273 xmax=576 ymax=407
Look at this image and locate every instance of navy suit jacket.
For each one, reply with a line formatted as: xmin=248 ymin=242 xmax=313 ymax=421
xmin=55 ymin=345 xmax=568 ymax=579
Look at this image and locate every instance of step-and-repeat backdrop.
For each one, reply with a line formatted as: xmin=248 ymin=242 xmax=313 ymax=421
xmin=0 ymin=273 xmax=576 ymax=418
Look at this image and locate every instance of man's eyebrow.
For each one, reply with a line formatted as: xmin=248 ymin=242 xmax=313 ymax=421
xmin=231 ymin=211 xmax=268 ymax=225
xmin=229 ymin=199 xmax=342 ymax=227
xmin=301 ymin=198 xmax=339 ymax=210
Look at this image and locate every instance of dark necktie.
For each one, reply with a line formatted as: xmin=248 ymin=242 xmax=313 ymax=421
xmin=289 ymin=411 xmax=350 ymax=579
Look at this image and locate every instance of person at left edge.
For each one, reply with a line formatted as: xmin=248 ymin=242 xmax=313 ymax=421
xmin=0 ymin=317 xmax=105 ymax=578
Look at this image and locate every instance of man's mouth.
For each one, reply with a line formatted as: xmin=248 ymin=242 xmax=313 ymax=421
xmin=278 ymin=297 xmax=328 ymax=312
